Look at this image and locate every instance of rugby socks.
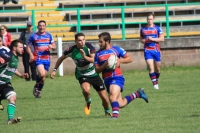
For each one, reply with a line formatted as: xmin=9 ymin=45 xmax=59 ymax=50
xmin=155 ymin=72 xmax=160 ymax=83
xmin=104 ymin=108 xmax=110 ymax=114
xmin=7 ymin=103 xmax=16 ymax=120
xmin=36 ymin=75 xmax=42 ymax=83
xmin=34 ymin=75 xmax=41 ymax=89
xmin=38 ymin=83 xmax=44 ymax=93
xmin=111 ymin=101 xmax=120 ymax=118
xmin=124 ymin=92 xmax=139 ymax=104
xmin=149 ymin=72 xmax=157 ymax=85
xmin=87 ymin=98 xmax=91 ymax=104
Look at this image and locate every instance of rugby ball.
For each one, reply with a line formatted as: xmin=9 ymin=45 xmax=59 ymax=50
xmin=107 ymin=54 xmax=117 ymax=70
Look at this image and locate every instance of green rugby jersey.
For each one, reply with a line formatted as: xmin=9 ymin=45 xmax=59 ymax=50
xmin=63 ymin=42 xmax=97 ymax=79
xmin=0 ymin=50 xmax=18 ymax=85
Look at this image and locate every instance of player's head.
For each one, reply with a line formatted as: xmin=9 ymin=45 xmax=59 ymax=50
xmin=75 ymin=33 xmax=86 ymax=49
xmin=10 ymin=39 xmax=24 ymax=56
xmin=37 ymin=20 xmax=46 ymax=34
xmin=98 ymin=32 xmax=111 ymax=50
xmin=147 ymin=13 xmax=155 ymax=26
xmin=27 ymin=21 xmax=32 ymax=32
xmin=0 ymin=25 xmax=7 ymax=34
xmin=0 ymin=34 xmax=2 ymax=47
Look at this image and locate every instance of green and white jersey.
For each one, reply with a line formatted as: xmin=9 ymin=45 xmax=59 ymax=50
xmin=0 ymin=48 xmax=18 ymax=85
xmin=63 ymin=42 xmax=97 ymax=79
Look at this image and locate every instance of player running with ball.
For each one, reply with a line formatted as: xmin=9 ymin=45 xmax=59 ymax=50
xmin=50 ymin=33 xmax=111 ymax=116
xmin=94 ymin=32 xmax=149 ymax=118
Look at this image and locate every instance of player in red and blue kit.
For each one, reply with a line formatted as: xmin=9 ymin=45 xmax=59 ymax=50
xmin=140 ymin=13 xmax=164 ymax=90
xmin=26 ymin=20 xmax=56 ymax=98
xmin=94 ymin=32 xmax=148 ymax=118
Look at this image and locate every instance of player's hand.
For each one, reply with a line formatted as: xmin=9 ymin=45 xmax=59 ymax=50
xmin=48 ymin=44 xmax=53 ymax=50
xmin=104 ymin=60 xmax=109 ymax=69
xmin=148 ymin=37 xmax=155 ymax=41
xmin=24 ymin=73 xmax=29 ymax=78
xmin=80 ymin=49 xmax=85 ymax=58
xmin=29 ymin=55 xmax=34 ymax=63
xmin=21 ymin=73 xmax=29 ymax=79
xmin=115 ymin=58 xmax=120 ymax=68
xmin=48 ymin=44 xmax=56 ymax=51
xmin=50 ymin=71 xmax=56 ymax=79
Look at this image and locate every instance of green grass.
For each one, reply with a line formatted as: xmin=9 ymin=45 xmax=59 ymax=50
xmin=0 ymin=66 xmax=200 ymax=133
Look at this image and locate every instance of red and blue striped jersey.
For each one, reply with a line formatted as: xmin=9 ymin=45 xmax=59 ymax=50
xmin=28 ymin=32 xmax=54 ymax=62
xmin=94 ymin=45 xmax=127 ymax=79
xmin=140 ymin=25 xmax=163 ymax=51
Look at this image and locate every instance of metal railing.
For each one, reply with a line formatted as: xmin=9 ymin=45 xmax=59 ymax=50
xmin=1 ymin=2 xmax=200 ymax=40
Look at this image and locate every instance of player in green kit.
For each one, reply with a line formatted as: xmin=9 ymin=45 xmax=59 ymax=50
xmin=50 ymin=33 xmax=111 ymax=116
xmin=0 ymin=37 xmax=29 ymax=124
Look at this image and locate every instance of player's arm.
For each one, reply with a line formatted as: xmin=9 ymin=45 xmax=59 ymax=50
xmin=26 ymin=36 xmax=34 ymax=62
xmin=94 ymin=63 xmax=108 ymax=74
xmin=148 ymin=27 xmax=164 ymax=42
xmin=148 ymin=34 xmax=164 ymax=42
xmin=118 ymin=53 xmax=132 ymax=64
xmin=15 ymin=69 xmax=29 ymax=79
xmin=140 ymin=36 xmax=146 ymax=44
xmin=0 ymin=51 xmax=11 ymax=66
xmin=50 ymin=55 xmax=66 ymax=79
xmin=139 ymin=28 xmax=146 ymax=44
xmin=48 ymin=42 xmax=56 ymax=51
xmin=48 ymin=35 xmax=56 ymax=51
xmin=80 ymin=49 xmax=94 ymax=63
xmin=26 ymin=45 xmax=34 ymax=62
xmin=94 ymin=53 xmax=108 ymax=74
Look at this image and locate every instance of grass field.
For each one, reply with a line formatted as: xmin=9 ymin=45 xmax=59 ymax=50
xmin=0 ymin=66 xmax=200 ymax=133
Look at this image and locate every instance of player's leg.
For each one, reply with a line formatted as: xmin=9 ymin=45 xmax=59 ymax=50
xmin=91 ymin=76 xmax=111 ymax=116
xmin=33 ymin=64 xmax=48 ymax=98
xmin=81 ymin=82 xmax=91 ymax=115
xmin=96 ymin=90 xmax=111 ymax=116
xmin=12 ymin=0 xmax=18 ymax=4
xmin=0 ymin=94 xmax=4 ymax=110
xmin=154 ymin=50 xmax=161 ymax=89
xmin=117 ymin=88 xmax=149 ymax=109
xmin=109 ymin=84 xmax=121 ymax=118
xmin=145 ymin=50 xmax=158 ymax=89
xmin=78 ymin=77 xmax=92 ymax=115
xmin=1 ymin=84 xmax=21 ymax=124
xmin=0 ymin=87 xmax=3 ymax=110
xmin=3 ymin=0 xmax=9 ymax=5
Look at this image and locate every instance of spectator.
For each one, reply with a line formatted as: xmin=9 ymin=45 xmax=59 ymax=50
xmin=3 ymin=0 xmax=18 ymax=4
xmin=19 ymin=22 xmax=37 ymax=81
xmin=0 ymin=25 xmax=12 ymax=48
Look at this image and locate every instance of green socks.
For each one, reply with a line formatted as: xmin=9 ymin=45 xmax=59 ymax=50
xmin=7 ymin=103 xmax=16 ymax=120
xmin=87 ymin=98 xmax=91 ymax=104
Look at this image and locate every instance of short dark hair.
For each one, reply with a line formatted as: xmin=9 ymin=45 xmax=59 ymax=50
xmin=98 ymin=32 xmax=111 ymax=43
xmin=9 ymin=39 xmax=23 ymax=50
xmin=147 ymin=13 xmax=155 ymax=18
xmin=38 ymin=20 xmax=46 ymax=26
xmin=75 ymin=33 xmax=85 ymax=40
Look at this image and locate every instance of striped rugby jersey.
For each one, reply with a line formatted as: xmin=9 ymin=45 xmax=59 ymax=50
xmin=63 ymin=42 xmax=98 ymax=79
xmin=94 ymin=45 xmax=127 ymax=79
xmin=0 ymin=48 xmax=18 ymax=85
xmin=140 ymin=24 xmax=163 ymax=50
xmin=28 ymin=32 xmax=54 ymax=62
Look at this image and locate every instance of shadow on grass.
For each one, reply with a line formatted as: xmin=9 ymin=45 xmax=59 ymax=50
xmin=24 ymin=115 xmax=109 ymax=122
xmin=189 ymin=114 xmax=200 ymax=118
